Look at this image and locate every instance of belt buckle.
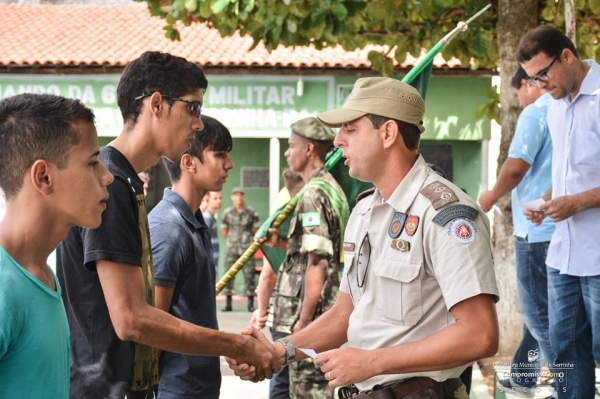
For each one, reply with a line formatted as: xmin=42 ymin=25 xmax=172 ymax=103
xmin=338 ymin=385 xmax=358 ymax=398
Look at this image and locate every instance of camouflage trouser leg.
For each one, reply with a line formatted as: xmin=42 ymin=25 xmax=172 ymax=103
xmin=222 ymin=253 xmax=240 ymax=296
xmin=243 ymin=258 xmax=256 ymax=297
xmin=289 ymin=357 xmax=334 ymax=399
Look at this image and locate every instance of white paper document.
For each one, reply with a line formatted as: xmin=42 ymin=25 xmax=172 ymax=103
xmin=519 ymin=198 xmax=546 ymax=212
xmin=297 ymin=348 xmax=317 ymax=358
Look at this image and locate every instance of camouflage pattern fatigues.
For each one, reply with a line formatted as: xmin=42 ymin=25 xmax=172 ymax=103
xmin=221 ymin=204 xmax=260 ymax=296
xmin=273 ymin=166 xmax=347 ymax=399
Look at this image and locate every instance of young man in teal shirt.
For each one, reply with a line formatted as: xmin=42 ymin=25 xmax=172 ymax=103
xmin=0 ymin=93 xmax=113 ymax=398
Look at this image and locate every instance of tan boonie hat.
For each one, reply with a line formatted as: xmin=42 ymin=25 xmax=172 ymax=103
xmin=290 ymin=117 xmax=335 ymax=142
xmin=317 ymin=77 xmax=426 ymax=133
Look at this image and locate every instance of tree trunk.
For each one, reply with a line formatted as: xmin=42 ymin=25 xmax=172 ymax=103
xmin=565 ymin=0 xmax=576 ymax=42
xmin=494 ymin=0 xmax=538 ymax=357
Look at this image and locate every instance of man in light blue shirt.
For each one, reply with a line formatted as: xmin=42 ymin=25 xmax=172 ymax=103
xmin=479 ymin=65 xmax=555 ymax=395
xmin=518 ymin=26 xmax=600 ymax=398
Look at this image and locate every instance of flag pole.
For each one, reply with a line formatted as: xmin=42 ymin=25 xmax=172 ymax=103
xmin=215 ymin=3 xmax=492 ymax=295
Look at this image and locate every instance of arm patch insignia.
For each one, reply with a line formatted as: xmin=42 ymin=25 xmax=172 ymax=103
xmin=433 ymin=205 xmax=479 ymax=226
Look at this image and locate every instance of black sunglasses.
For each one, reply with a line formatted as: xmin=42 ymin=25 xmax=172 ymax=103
xmin=526 ymin=54 xmax=560 ymax=87
xmin=134 ymin=93 xmax=202 ymax=118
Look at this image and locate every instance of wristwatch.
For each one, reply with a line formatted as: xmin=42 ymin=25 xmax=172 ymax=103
xmin=275 ymin=337 xmax=296 ymax=365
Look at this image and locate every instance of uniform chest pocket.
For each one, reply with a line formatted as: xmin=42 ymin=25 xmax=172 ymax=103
xmin=373 ymin=257 xmax=423 ymax=326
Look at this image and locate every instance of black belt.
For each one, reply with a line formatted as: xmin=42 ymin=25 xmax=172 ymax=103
xmin=338 ymin=377 xmax=463 ymax=399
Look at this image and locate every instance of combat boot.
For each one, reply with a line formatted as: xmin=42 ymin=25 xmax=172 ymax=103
xmin=247 ymin=296 xmax=255 ymax=312
xmin=222 ymin=295 xmax=233 ymax=312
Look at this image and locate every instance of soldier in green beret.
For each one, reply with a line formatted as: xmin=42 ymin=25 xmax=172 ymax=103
xmin=262 ymin=116 xmax=349 ymax=399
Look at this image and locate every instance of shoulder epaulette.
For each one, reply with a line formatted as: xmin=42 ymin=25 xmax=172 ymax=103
xmin=419 ymin=181 xmax=458 ymax=210
xmin=356 ymin=187 xmax=376 ymax=204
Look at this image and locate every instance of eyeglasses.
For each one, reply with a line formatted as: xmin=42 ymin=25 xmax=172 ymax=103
xmin=526 ymin=54 xmax=560 ymax=87
xmin=134 ymin=93 xmax=202 ymax=118
xmin=356 ymin=233 xmax=371 ymax=288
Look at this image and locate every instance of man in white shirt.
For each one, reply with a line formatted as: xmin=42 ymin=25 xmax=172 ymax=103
xmin=517 ymin=25 xmax=600 ymax=399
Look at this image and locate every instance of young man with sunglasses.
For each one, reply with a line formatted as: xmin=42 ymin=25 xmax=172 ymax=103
xmin=517 ymin=26 xmax=600 ymax=399
xmin=57 ymin=51 xmax=278 ymax=399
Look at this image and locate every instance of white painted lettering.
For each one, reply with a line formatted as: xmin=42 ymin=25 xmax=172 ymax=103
xmin=254 ymin=86 xmax=267 ymax=104
xmin=68 ymin=85 xmax=82 ymax=99
xmin=233 ymin=86 xmax=246 ymax=105
xmin=266 ymin=86 xmax=280 ymax=105
xmin=281 ymin=86 xmax=295 ymax=105
xmin=207 ymin=86 xmax=227 ymax=105
xmin=80 ymin=85 xmax=96 ymax=104
xmin=101 ymin=85 xmax=116 ymax=105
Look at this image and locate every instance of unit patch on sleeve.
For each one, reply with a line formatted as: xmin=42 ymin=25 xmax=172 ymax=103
xmin=301 ymin=212 xmax=321 ymax=227
xmin=447 ymin=218 xmax=477 ymax=243
xmin=419 ymin=181 xmax=459 ymax=210
xmin=433 ymin=205 xmax=479 ymax=226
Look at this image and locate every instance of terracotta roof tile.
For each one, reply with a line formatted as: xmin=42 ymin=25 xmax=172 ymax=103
xmin=0 ymin=3 xmax=464 ymax=70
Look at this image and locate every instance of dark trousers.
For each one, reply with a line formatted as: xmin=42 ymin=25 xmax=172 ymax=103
xmin=270 ymin=330 xmax=290 ymax=399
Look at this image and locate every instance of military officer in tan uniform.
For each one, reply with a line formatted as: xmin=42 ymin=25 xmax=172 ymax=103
xmin=228 ymin=77 xmax=499 ymax=399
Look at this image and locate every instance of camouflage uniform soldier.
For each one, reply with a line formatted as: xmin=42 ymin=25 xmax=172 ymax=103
xmin=221 ymin=187 xmax=260 ymax=311
xmin=265 ymin=117 xmax=349 ymax=399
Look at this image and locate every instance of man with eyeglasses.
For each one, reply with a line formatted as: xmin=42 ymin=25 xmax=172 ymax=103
xmin=479 ymin=65 xmax=555 ymax=396
xmin=517 ymin=26 xmax=600 ymax=399
xmin=57 ymin=51 xmax=279 ymax=399
xmin=228 ymin=78 xmax=499 ymax=399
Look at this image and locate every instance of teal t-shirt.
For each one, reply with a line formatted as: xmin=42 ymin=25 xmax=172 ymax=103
xmin=0 ymin=246 xmax=70 ymax=398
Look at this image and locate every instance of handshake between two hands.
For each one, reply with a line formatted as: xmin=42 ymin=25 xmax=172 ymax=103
xmin=225 ymin=326 xmax=374 ymax=388
xmin=226 ymin=326 xmax=282 ymax=382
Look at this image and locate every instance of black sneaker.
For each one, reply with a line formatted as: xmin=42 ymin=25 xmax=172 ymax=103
xmin=497 ymin=378 xmax=536 ymax=398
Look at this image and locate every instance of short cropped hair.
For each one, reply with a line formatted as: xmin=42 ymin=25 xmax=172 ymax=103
xmin=366 ymin=114 xmax=420 ymax=151
xmin=282 ymin=168 xmax=303 ymax=191
xmin=163 ymin=115 xmax=233 ymax=183
xmin=511 ymin=66 xmax=529 ymax=90
xmin=0 ymin=93 xmax=95 ymax=199
xmin=296 ymin=135 xmax=334 ymax=162
xmin=516 ymin=25 xmax=579 ymax=63
xmin=117 ymin=51 xmax=208 ymax=125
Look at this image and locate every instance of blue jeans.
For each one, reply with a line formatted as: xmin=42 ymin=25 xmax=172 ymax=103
xmin=510 ymin=238 xmax=555 ymax=387
xmin=548 ymin=267 xmax=600 ymax=399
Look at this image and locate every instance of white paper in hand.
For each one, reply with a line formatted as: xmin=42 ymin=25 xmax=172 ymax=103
xmin=298 ymin=348 xmax=317 ymax=358
xmin=519 ymin=198 xmax=546 ymax=212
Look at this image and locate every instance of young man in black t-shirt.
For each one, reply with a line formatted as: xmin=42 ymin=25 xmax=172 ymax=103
xmin=57 ymin=51 xmax=279 ymax=399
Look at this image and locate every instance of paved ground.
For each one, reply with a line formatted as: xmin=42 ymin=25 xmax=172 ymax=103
xmin=217 ymin=295 xmax=271 ymax=399
xmin=215 ymin=295 xmax=491 ymax=399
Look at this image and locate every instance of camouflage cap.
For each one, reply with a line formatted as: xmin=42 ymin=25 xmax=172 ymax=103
xmin=317 ymin=77 xmax=426 ymax=133
xmin=290 ymin=117 xmax=335 ymax=143
xmin=231 ymin=186 xmax=244 ymax=194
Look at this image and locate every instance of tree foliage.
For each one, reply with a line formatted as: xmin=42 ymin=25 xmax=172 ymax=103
xmin=142 ymin=0 xmax=600 ymax=77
